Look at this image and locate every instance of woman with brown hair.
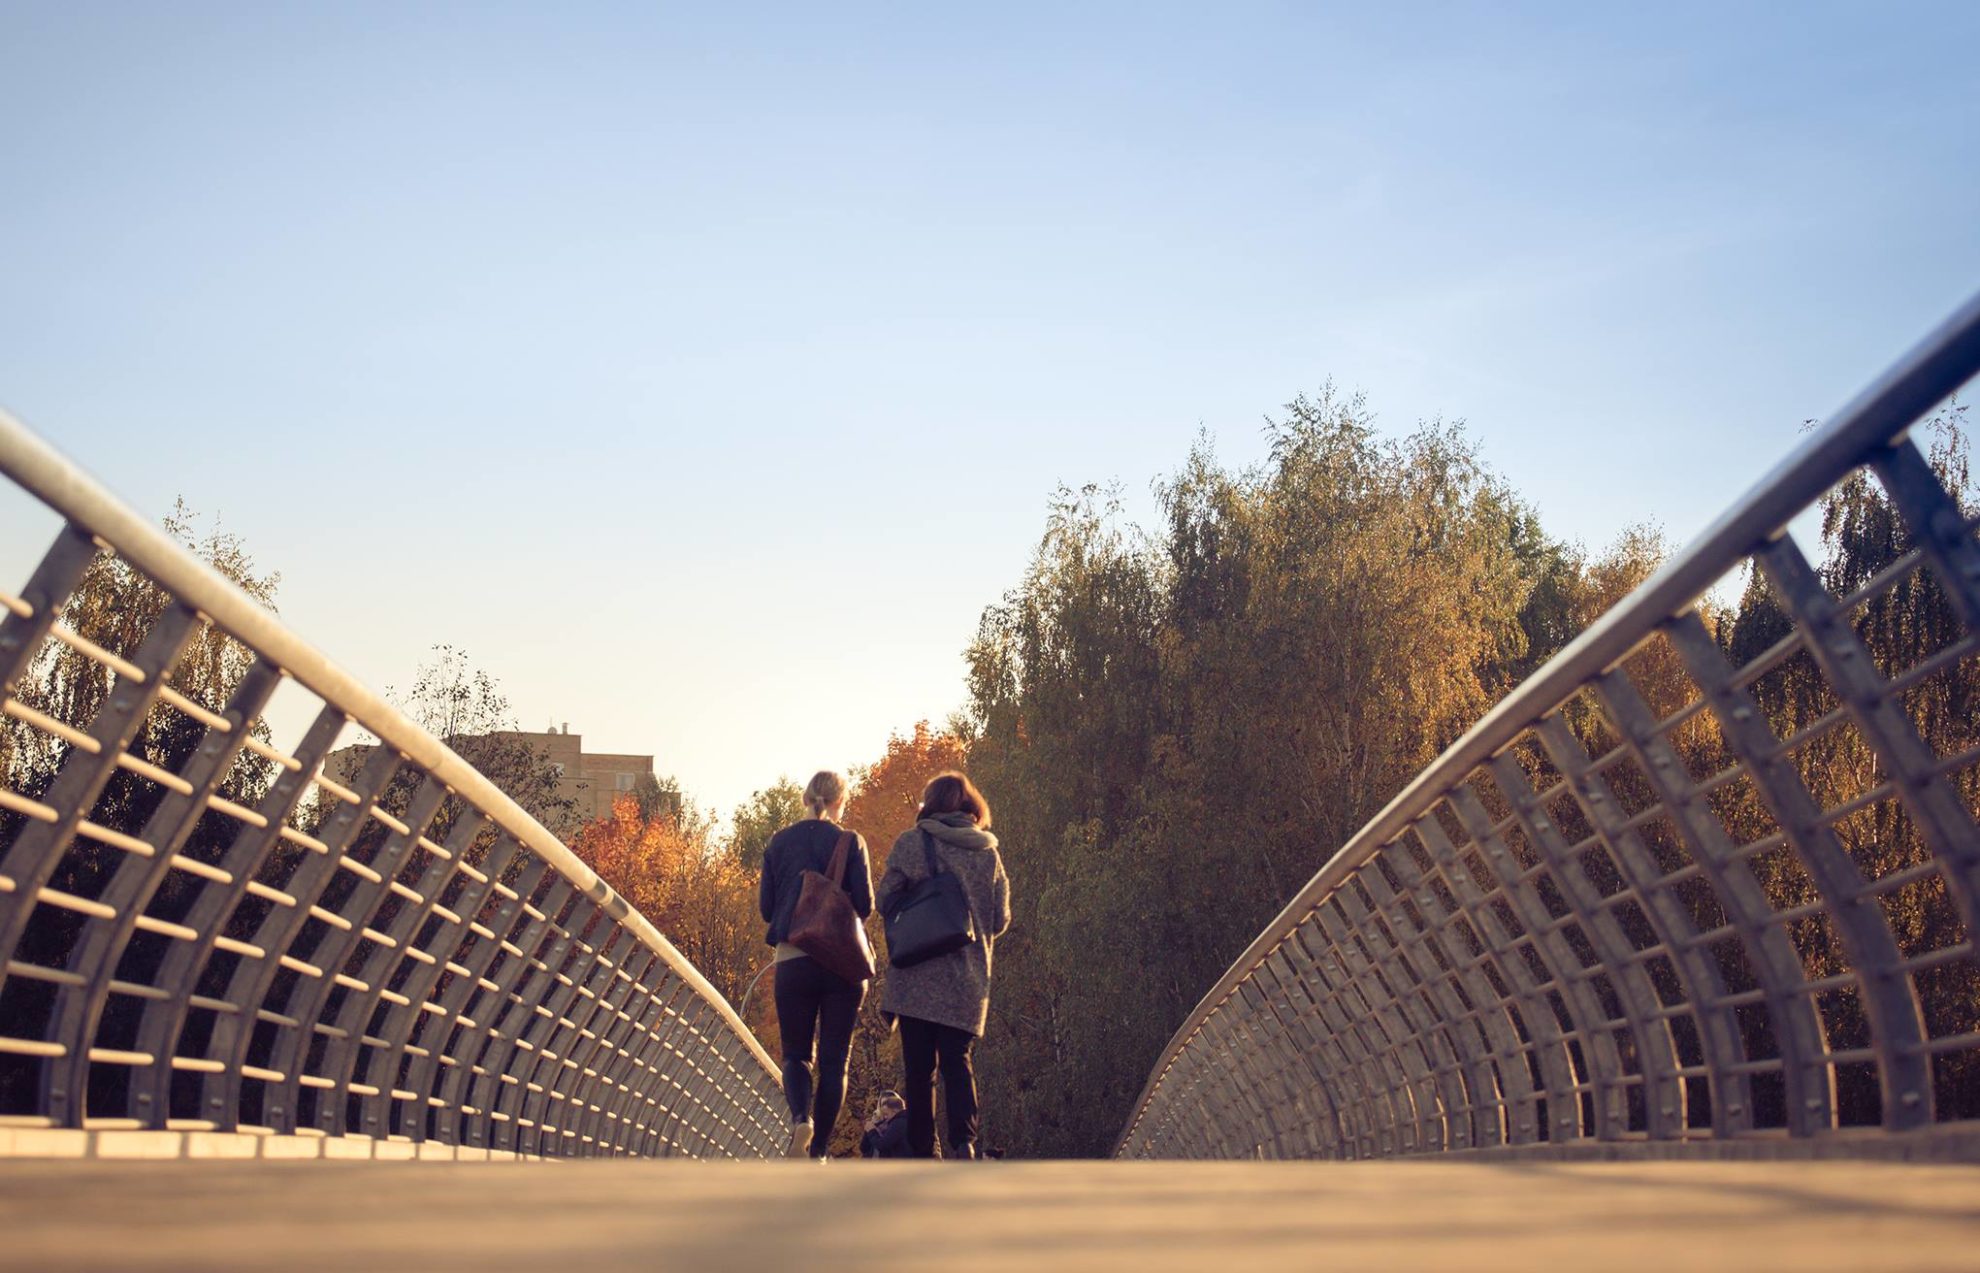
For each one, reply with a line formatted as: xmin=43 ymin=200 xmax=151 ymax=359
xmin=876 ymin=771 xmax=1011 ymax=1159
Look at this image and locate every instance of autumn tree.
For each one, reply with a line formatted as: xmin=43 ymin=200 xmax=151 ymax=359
xmin=963 ymin=389 xmax=1617 ymax=1156
xmin=570 ymin=792 xmax=764 ymax=1021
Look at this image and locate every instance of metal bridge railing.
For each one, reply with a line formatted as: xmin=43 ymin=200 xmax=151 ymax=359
xmin=0 ymin=414 xmax=784 ymax=1158
xmin=1118 ymin=293 xmax=1980 ymax=1160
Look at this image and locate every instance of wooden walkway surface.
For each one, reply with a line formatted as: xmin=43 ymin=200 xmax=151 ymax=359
xmin=1 ymin=1158 xmax=1976 ymax=1271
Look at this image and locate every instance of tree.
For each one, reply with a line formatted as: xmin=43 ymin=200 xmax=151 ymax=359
xmin=3 ymin=503 xmax=283 ymax=940
xmin=963 ymin=389 xmax=1596 ymax=1156
xmin=328 ymin=645 xmax=576 ymax=847
xmin=569 ymin=791 xmax=768 ymax=1034
xmin=6 ymin=500 xmax=279 ymax=809
xmin=632 ymin=771 xmax=685 ymax=824
xmin=728 ymin=778 xmax=805 ymax=873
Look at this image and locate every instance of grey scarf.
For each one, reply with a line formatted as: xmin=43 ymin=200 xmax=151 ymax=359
xmin=917 ymin=813 xmax=998 ymax=852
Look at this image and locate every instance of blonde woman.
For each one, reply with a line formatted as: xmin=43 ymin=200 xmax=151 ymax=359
xmin=757 ymin=770 xmax=873 ymax=1159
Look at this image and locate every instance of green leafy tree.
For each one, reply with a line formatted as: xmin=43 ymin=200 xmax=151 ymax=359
xmin=728 ymin=778 xmax=805 ymax=873
xmin=0 ymin=502 xmax=281 ymax=1034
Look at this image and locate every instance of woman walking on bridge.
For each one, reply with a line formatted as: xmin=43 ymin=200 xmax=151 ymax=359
xmin=877 ymin=772 xmax=1011 ymax=1160
xmin=759 ymin=770 xmax=874 ymax=1159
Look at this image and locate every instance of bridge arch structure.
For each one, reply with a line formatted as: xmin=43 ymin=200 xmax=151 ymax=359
xmin=1118 ymin=293 xmax=1980 ymax=1161
xmin=0 ymin=414 xmax=783 ymax=1158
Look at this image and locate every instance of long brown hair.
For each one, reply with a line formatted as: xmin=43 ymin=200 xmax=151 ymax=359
xmin=917 ymin=771 xmax=992 ymax=829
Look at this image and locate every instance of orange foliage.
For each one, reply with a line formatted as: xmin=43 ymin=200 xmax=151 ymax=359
xmin=568 ymin=795 xmax=772 ymax=1038
xmin=843 ymin=720 xmax=970 ymax=882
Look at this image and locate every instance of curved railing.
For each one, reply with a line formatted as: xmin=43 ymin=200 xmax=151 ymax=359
xmin=1119 ymin=294 xmax=1980 ymax=1160
xmin=0 ymin=414 xmax=783 ymax=1159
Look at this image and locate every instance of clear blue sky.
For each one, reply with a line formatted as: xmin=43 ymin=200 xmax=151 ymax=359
xmin=3 ymin=3 xmax=1977 ymax=822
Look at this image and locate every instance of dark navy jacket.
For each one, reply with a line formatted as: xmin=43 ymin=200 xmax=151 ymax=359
xmin=758 ymin=819 xmax=874 ymax=947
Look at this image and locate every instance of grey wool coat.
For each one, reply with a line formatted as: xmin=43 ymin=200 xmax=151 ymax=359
xmin=877 ymin=814 xmax=1012 ymax=1036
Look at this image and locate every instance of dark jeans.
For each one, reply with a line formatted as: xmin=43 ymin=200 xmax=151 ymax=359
xmin=774 ymin=955 xmax=864 ymax=1156
xmin=899 ymin=1014 xmax=979 ymax=1157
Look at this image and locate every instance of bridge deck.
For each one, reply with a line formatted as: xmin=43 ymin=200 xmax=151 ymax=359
xmin=1 ymin=1159 xmax=1975 ymax=1270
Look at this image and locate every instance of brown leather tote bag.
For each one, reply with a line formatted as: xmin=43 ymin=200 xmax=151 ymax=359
xmin=787 ymin=830 xmax=875 ymax=984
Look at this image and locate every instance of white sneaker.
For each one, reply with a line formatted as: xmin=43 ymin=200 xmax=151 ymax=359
xmin=786 ymin=1119 xmax=813 ymax=1159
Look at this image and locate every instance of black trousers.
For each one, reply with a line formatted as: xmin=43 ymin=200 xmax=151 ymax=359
xmin=774 ymin=956 xmax=864 ymax=1156
xmin=898 ymin=1014 xmax=979 ymax=1157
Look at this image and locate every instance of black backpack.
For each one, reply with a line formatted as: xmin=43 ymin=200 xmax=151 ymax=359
xmin=883 ymin=831 xmax=978 ymax=967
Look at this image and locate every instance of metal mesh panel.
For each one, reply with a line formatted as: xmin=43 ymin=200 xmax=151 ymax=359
xmin=1119 ymin=295 xmax=1980 ymax=1159
xmin=0 ymin=415 xmax=783 ymax=1158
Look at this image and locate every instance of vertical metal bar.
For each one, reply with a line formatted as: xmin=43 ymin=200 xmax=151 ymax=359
xmin=508 ymin=911 xmax=606 ymax=1155
xmin=209 ymin=743 xmax=402 ymax=1134
xmin=1380 ymin=845 xmax=1538 ymax=1146
xmin=469 ymin=884 xmax=582 ymax=1154
xmin=1758 ymin=531 xmax=1980 ymax=944
xmin=1667 ymin=611 xmax=1935 ymax=1130
xmin=1254 ymin=950 xmax=1350 ymax=1155
xmin=322 ymin=811 xmax=491 ymax=1140
xmin=1224 ymin=988 xmax=1286 ymax=1158
xmin=1415 ymin=815 xmax=1584 ymax=1141
xmin=0 ymin=526 xmax=98 ymax=693
xmin=577 ymin=959 xmax=654 ymax=1155
xmin=561 ymin=934 xmax=647 ymax=1151
xmin=269 ymin=776 xmax=446 ymax=1136
xmin=1309 ymin=898 xmax=1441 ymax=1153
xmin=138 ymin=704 xmax=347 ymax=1127
xmin=1872 ymin=435 xmax=1980 ymax=630
xmin=1193 ymin=1014 xmax=1250 ymax=1158
xmin=365 ymin=831 xmax=515 ymax=1143
xmin=1450 ymin=784 xmax=1631 ymax=1139
xmin=1487 ymin=752 xmax=1687 ymax=1138
xmin=530 ymin=927 xmax=631 ymax=1153
xmin=0 ymin=602 xmax=201 ymax=997
xmin=422 ymin=858 xmax=551 ymax=1147
xmin=1538 ymin=711 xmax=1759 ymax=1138
xmin=1362 ymin=851 xmax=1512 ymax=1148
xmin=1592 ymin=669 xmax=1832 ymax=1134
xmin=45 ymin=658 xmax=281 ymax=1126
xmin=1280 ymin=927 xmax=1388 ymax=1156
xmin=636 ymin=979 xmax=701 ymax=1158
xmin=1331 ymin=876 xmax=1473 ymax=1151
xmin=608 ymin=988 xmax=676 ymax=1159
xmin=570 ymin=946 xmax=659 ymax=1152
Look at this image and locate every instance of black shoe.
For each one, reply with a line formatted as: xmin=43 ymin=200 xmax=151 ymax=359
xmin=948 ymin=1143 xmax=978 ymax=1161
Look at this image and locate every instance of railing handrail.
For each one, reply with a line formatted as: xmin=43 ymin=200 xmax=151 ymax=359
xmin=1115 ymin=288 xmax=1980 ymax=1155
xmin=0 ymin=408 xmax=777 ymax=1079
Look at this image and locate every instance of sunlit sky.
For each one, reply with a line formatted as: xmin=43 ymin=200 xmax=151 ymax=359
xmin=3 ymin=3 xmax=1977 ymax=823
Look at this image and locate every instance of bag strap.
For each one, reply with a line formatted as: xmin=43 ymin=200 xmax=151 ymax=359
xmin=827 ymin=830 xmax=856 ymax=890
xmin=921 ymin=828 xmax=945 ymax=878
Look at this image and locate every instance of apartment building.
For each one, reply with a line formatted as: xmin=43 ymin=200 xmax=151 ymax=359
xmin=327 ymin=723 xmax=655 ymax=833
